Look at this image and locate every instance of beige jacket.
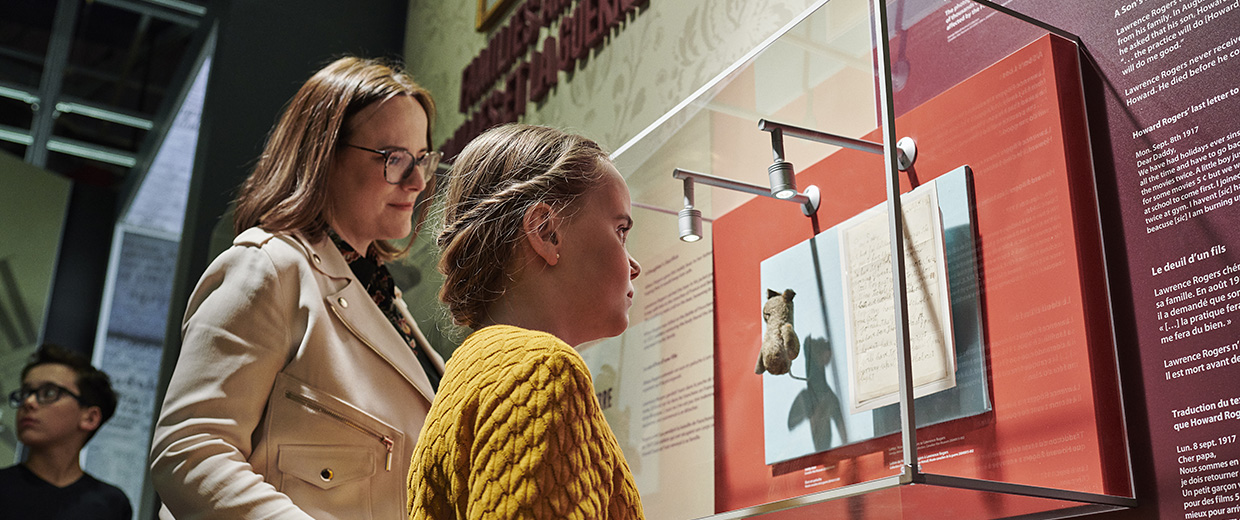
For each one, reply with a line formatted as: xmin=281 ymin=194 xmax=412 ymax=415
xmin=150 ymin=228 xmax=444 ymax=520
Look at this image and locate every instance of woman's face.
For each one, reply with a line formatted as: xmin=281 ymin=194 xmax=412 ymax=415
xmin=555 ymin=162 xmax=642 ymax=345
xmin=327 ymin=95 xmax=429 ymax=254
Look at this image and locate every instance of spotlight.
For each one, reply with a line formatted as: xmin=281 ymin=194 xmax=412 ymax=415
xmin=679 ymin=176 xmax=703 ymax=242
xmin=679 ymin=207 xmax=702 ymax=242
xmin=769 ymin=160 xmax=797 ymax=199
xmin=767 ymin=128 xmax=798 ymax=199
xmin=671 ymin=168 xmax=818 ymax=242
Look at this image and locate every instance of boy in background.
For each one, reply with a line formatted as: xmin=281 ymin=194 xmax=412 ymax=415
xmin=1 ymin=344 xmax=131 ymax=519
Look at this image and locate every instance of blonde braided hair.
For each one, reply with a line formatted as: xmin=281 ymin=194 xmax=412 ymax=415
xmin=437 ymin=124 xmax=609 ymax=328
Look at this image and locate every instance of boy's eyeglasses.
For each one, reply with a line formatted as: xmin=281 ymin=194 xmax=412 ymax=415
xmin=8 ymin=383 xmax=83 ymax=408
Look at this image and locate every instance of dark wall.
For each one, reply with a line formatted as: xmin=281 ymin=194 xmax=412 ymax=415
xmin=152 ymin=0 xmax=407 ymax=515
xmin=42 ymin=183 xmax=116 ymax=356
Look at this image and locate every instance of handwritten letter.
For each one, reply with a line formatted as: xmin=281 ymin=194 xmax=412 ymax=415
xmin=840 ymin=184 xmax=955 ymax=413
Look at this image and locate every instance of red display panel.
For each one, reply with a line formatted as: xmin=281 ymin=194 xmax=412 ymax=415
xmin=711 ymin=34 xmax=1130 ymax=516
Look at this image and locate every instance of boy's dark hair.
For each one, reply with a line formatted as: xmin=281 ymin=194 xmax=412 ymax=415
xmin=22 ymin=344 xmax=119 ymax=431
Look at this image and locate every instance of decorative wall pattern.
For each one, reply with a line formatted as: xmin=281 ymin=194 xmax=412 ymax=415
xmin=404 ymin=0 xmax=818 ymax=154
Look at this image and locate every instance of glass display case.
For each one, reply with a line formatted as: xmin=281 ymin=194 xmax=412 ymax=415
xmin=589 ymin=0 xmax=1138 ymax=517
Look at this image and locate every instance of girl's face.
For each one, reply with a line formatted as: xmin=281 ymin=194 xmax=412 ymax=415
xmin=327 ymin=95 xmax=429 ymax=254
xmin=554 ymin=163 xmax=642 ymax=345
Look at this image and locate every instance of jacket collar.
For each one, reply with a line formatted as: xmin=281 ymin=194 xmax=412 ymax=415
xmin=235 ymin=227 xmax=438 ymax=401
xmin=234 ymin=227 xmax=360 ymax=281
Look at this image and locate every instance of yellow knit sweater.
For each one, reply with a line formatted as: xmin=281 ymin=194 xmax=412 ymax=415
xmin=407 ymin=325 xmax=645 ymax=520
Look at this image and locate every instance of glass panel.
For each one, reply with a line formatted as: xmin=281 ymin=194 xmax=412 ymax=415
xmin=741 ymin=480 xmax=1128 ymax=520
xmin=611 ymin=0 xmax=1133 ymax=517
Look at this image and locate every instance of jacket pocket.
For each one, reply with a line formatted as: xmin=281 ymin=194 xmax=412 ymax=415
xmin=271 ymin=374 xmax=406 ymax=520
xmin=283 ymin=390 xmax=398 ymax=471
xmin=263 ymin=373 xmax=407 ymax=519
xmin=278 ymin=444 xmax=374 ymax=518
xmin=278 ymin=445 xmax=374 ymax=490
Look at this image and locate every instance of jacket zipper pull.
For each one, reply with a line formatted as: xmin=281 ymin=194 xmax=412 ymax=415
xmin=383 ymin=436 xmax=394 ymax=471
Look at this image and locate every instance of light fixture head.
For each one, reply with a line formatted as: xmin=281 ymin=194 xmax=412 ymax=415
xmin=679 ymin=206 xmax=702 ymax=242
xmin=896 ymin=136 xmax=917 ymax=171
xmin=769 ymin=160 xmax=797 ymax=199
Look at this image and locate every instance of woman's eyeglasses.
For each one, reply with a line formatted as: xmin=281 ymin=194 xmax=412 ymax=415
xmin=8 ymin=383 xmax=83 ymax=408
xmin=345 ymin=144 xmax=441 ymax=185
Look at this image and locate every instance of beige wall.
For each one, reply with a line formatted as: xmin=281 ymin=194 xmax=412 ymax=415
xmin=0 ymin=150 xmax=72 ymax=465
xmin=401 ymin=0 xmax=820 ymax=350
xmin=405 ymin=0 xmax=819 ymax=152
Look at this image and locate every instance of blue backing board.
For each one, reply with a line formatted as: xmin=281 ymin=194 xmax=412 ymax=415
xmin=758 ymin=165 xmax=991 ymax=465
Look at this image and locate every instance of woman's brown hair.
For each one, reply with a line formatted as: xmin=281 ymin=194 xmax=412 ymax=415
xmin=233 ymin=56 xmax=436 ymax=261
xmin=437 ymin=124 xmax=610 ymax=329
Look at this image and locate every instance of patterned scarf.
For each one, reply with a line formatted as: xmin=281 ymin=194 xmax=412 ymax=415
xmin=328 ymin=229 xmax=441 ymax=391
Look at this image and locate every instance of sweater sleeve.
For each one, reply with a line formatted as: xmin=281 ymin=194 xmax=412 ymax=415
xmin=149 ymin=244 xmax=316 ymax=520
xmin=467 ymin=345 xmax=615 ymax=520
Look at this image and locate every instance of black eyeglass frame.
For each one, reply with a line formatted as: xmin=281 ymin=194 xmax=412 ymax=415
xmin=8 ymin=383 xmax=84 ymax=408
xmin=344 ymin=143 xmax=441 ymax=185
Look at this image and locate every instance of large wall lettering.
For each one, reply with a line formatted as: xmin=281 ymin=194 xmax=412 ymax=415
xmin=443 ymin=0 xmax=651 ymax=158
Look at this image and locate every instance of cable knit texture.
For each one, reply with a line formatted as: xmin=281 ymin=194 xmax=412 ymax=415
xmin=408 ymin=325 xmax=644 ymax=520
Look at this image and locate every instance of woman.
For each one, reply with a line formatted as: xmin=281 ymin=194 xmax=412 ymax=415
xmin=407 ymin=124 xmax=645 ymax=519
xmin=150 ymin=56 xmax=444 ymax=520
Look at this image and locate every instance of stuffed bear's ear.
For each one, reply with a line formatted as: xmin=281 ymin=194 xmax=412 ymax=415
xmin=767 ymin=289 xmax=779 ymax=299
xmin=784 ymin=289 xmax=796 ymax=300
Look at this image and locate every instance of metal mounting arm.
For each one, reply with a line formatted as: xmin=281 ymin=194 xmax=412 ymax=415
xmin=670 ymin=168 xmax=820 ymax=242
xmin=759 ymin=119 xmax=917 ymax=171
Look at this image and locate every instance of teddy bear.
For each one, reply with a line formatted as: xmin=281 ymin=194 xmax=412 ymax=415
xmin=756 ymin=288 xmax=800 ymax=376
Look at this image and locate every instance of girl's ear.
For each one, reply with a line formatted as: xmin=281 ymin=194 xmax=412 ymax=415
xmin=522 ymin=202 xmax=561 ymax=266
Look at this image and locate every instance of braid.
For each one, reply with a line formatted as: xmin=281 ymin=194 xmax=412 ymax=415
xmin=437 ymin=174 xmax=557 ymax=248
xmin=436 ymin=124 xmax=608 ymax=328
